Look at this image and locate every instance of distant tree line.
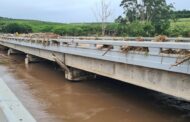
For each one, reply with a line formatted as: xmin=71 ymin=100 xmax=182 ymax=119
xmin=0 ymin=23 xmax=32 ymax=33
xmin=173 ymin=10 xmax=190 ymax=18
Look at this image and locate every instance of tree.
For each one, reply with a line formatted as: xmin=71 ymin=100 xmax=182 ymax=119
xmin=119 ymin=0 xmax=139 ymax=22
xmin=173 ymin=10 xmax=190 ymax=18
xmin=146 ymin=0 xmax=174 ymax=34
xmin=3 ymin=23 xmax=32 ymax=34
xmin=117 ymin=0 xmax=174 ymax=34
xmin=92 ymin=0 xmax=113 ymax=36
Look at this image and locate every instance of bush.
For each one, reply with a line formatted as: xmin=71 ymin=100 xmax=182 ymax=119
xmin=120 ymin=21 xmax=155 ymax=37
xmin=53 ymin=22 xmax=156 ymax=37
xmin=40 ymin=26 xmax=54 ymax=32
xmin=183 ymin=30 xmax=190 ymax=37
xmin=143 ymin=23 xmax=155 ymax=36
xmin=53 ymin=24 xmax=102 ymax=36
xmin=3 ymin=23 xmax=32 ymax=33
xmin=53 ymin=27 xmax=67 ymax=36
xmin=167 ymin=25 xmax=190 ymax=37
xmin=152 ymin=20 xmax=170 ymax=35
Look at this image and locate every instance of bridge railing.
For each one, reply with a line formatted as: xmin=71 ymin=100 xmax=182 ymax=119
xmin=0 ymin=36 xmax=190 ymax=56
xmin=59 ymin=36 xmax=190 ymax=42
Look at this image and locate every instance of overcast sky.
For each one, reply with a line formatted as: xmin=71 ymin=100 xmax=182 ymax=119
xmin=0 ymin=0 xmax=189 ymax=23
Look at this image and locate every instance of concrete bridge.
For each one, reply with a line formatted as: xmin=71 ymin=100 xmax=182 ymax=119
xmin=0 ymin=35 xmax=190 ymax=101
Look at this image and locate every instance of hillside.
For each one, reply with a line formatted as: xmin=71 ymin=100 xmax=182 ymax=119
xmin=0 ymin=17 xmax=66 ymax=32
xmin=0 ymin=16 xmax=190 ymax=37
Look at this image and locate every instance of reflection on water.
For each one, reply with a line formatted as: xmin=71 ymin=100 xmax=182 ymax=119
xmin=0 ymin=53 xmax=190 ymax=122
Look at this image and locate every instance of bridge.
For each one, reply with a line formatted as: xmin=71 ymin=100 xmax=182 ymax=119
xmin=0 ymin=34 xmax=190 ymax=102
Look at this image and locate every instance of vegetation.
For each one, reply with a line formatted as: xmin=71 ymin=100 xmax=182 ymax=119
xmin=2 ymin=23 xmax=32 ymax=33
xmin=173 ymin=10 xmax=190 ymax=18
xmin=116 ymin=0 xmax=175 ymax=35
xmin=0 ymin=6 xmax=189 ymax=37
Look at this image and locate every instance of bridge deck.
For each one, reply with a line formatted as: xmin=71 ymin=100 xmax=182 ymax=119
xmin=0 ymin=35 xmax=190 ymax=75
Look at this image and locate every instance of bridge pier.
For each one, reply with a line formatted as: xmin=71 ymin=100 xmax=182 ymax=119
xmin=65 ymin=67 xmax=96 ymax=81
xmin=7 ymin=48 xmax=23 ymax=56
xmin=52 ymin=53 xmax=96 ymax=81
xmin=25 ymin=54 xmax=43 ymax=64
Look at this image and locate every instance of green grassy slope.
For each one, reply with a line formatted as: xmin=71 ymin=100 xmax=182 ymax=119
xmin=171 ymin=18 xmax=190 ymax=29
xmin=0 ymin=17 xmax=189 ymax=37
xmin=169 ymin=18 xmax=190 ymax=36
xmin=0 ymin=17 xmax=65 ymax=32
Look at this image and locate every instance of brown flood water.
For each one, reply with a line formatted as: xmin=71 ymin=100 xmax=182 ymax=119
xmin=0 ymin=53 xmax=190 ymax=122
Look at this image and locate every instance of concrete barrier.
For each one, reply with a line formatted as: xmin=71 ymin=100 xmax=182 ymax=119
xmin=0 ymin=79 xmax=36 ymax=122
xmin=0 ymin=108 xmax=8 ymax=122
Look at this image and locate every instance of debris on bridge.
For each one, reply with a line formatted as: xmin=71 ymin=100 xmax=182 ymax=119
xmin=171 ymin=54 xmax=190 ymax=67
xmin=0 ymin=33 xmax=190 ymax=57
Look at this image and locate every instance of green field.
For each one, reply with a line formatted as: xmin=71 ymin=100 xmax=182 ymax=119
xmin=169 ymin=18 xmax=190 ymax=37
xmin=0 ymin=17 xmax=190 ymax=37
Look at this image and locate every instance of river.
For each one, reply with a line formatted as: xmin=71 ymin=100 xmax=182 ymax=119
xmin=0 ymin=52 xmax=190 ymax=122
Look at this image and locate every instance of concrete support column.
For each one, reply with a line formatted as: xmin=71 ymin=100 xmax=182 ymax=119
xmin=25 ymin=54 xmax=43 ymax=64
xmin=25 ymin=55 xmax=29 ymax=65
xmin=7 ymin=48 xmax=23 ymax=56
xmin=7 ymin=49 xmax=13 ymax=56
xmin=65 ymin=67 xmax=96 ymax=81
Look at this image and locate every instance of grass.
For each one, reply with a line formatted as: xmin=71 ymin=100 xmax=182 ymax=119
xmin=0 ymin=16 xmax=190 ymax=37
xmin=171 ymin=18 xmax=190 ymax=29
xmin=0 ymin=17 xmax=105 ymax=32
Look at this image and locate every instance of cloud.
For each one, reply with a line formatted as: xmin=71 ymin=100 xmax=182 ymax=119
xmin=0 ymin=0 xmax=189 ymax=23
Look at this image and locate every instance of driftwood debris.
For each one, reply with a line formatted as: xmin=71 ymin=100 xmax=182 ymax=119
xmin=161 ymin=49 xmax=177 ymax=54
xmin=102 ymin=45 xmax=113 ymax=56
xmin=161 ymin=49 xmax=190 ymax=55
xmin=171 ymin=54 xmax=190 ymax=67
xmin=121 ymin=46 xmax=149 ymax=54
xmin=52 ymin=53 xmax=70 ymax=72
xmin=154 ymin=35 xmax=168 ymax=42
xmin=98 ymin=45 xmax=113 ymax=56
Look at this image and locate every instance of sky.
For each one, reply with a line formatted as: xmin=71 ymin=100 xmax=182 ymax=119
xmin=0 ymin=0 xmax=189 ymax=23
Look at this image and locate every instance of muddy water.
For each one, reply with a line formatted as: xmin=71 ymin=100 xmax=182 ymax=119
xmin=0 ymin=53 xmax=190 ymax=122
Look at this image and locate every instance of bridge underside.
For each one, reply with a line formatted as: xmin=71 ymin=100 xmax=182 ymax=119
xmin=0 ymin=43 xmax=190 ymax=101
